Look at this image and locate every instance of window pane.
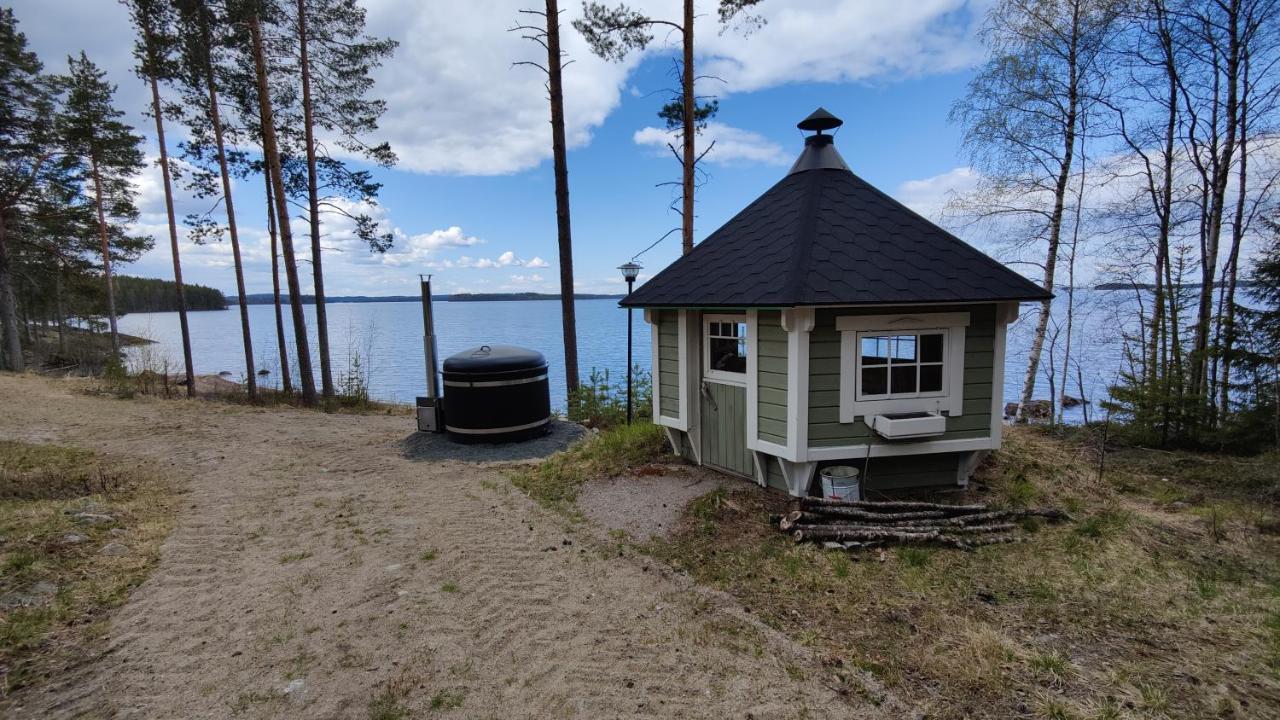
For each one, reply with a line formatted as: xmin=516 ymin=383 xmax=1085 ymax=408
xmin=861 ymin=337 xmax=888 ymax=365
xmin=861 ymin=367 xmax=888 ymax=396
xmin=891 ymin=335 xmax=916 ymax=361
xmin=709 ymin=337 xmax=746 ymax=374
xmin=921 ymin=333 xmax=944 ymax=363
xmin=890 ymin=365 xmax=917 ymax=394
xmin=734 ymin=322 xmax=745 ymax=338
xmin=920 ymin=364 xmax=943 ymax=392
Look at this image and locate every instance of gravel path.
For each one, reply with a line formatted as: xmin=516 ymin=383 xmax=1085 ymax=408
xmin=0 ymin=374 xmax=883 ymax=719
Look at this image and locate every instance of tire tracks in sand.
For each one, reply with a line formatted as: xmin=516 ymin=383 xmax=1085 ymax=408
xmin=0 ymin=375 xmax=895 ymax=719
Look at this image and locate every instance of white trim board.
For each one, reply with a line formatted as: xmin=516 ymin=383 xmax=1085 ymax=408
xmin=805 ymin=436 xmax=997 ymax=462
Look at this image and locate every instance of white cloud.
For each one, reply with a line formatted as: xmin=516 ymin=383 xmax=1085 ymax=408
xmin=12 ymin=0 xmax=988 ymax=177
xmin=525 ymin=256 xmax=549 ymax=268
xmin=633 ymin=122 xmax=789 ymax=166
xmin=895 ymin=166 xmax=980 ymax=220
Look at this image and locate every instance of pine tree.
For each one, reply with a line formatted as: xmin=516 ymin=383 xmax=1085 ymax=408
xmin=514 ymin=1 xmax=580 ymax=405
xmin=0 ymin=9 xmax=54 ymax=371
xmin=240 ymin=0 xmax=318 ymax=405
xmin=294 ymin=0 xmax=396 ymax=398
xmin=574 ymin=0 xmax=764 ymax=255
xmin=56 ymin=52 xmax=148 ymax=358
xmin=173 ymin=0 xmax=258 ymax=398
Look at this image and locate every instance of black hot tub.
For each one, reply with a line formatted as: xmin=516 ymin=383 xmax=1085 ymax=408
xmin=441 ymin=345 xmax=551 ymax=443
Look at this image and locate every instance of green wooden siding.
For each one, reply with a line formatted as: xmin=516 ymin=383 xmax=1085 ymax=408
xmin=701 ymin=381 xmax=753 ymax=477
xmin=657 ymin=310 xmax=680 ymax=420
xmin=756 ymin=310 xmax=788 ymax=445
xmin=807 ymin=304 xmax=996 ymax=448
xmin=765 ymin=457 xmax=788 ymax=492
xmin=820 ymin=453 xmax=962 ymax=493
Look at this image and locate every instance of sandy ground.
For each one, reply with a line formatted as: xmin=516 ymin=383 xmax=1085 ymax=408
xmin=0 ymin=374 xmax=885 ymax=719
xmin=579 ymin=467 xmax=735 ymax=541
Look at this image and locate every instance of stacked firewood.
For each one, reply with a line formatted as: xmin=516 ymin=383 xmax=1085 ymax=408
xmin=773 ymin=497 xmax=1071 ymax=551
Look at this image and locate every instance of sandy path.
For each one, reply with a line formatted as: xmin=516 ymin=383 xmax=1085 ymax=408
xmin=0 ymin=375 xmax=875 ymax=719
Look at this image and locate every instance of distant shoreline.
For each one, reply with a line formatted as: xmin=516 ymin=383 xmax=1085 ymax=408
xmin=228 ymin=292 xmax=625 ymax=305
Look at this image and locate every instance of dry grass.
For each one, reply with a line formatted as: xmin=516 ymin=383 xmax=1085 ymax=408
xmin=0 ymin=441 xmax=176 ymax=696
xmin=510 ymin=421 xmax=668 ymax=512
xmin=648 ymin=427 xmax=1280 ymax=719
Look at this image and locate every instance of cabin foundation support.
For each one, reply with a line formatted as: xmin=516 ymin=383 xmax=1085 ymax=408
xmin=776 ymin=459 xmax=817 ymax=497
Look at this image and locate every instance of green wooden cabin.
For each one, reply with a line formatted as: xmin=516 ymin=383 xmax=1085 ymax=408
xmin=622 ymin=109 xmax=1051 ymax=497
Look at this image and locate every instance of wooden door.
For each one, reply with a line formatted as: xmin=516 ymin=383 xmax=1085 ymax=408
xmin=700 ymin=380 xmax=753 ymax=478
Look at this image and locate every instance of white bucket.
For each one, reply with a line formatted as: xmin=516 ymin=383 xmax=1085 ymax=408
xmin=819 ymin=465 xmax=860 ymax=501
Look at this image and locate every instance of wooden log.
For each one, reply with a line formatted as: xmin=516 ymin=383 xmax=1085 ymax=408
xmin=799 ymin=506 xmax=951 ymax=522
xmin=801 ymin=497 xmax=989 ymax=514
xmin=783 ymin=522 xmax=1017 ymax=536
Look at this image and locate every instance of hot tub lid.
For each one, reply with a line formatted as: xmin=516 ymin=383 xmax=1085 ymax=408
xmin=442 ymin=344 xmax=546 ymax=374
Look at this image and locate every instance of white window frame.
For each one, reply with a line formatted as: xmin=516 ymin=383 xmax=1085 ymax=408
xmin=703 ymin=314 xmax=748 ymax=386
xmin=854 ymin=330 xmax=949 ymax=401
xmin=837 ymin=312 xmax=969 ymax=423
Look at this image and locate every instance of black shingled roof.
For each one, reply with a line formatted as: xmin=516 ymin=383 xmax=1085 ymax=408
xmin=621 ymin=118 xmax=1051 ymax=309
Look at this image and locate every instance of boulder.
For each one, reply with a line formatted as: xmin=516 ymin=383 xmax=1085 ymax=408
xmin=100 ymin=542 xmax=130 ymax=557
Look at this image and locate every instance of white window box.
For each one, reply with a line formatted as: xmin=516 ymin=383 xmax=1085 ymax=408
xmin=870 ymin=412 xmax=946 ymax=439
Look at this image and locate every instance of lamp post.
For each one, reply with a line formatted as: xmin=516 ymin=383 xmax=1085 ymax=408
xmin=618 ymin=261 xmax=642 ymax=424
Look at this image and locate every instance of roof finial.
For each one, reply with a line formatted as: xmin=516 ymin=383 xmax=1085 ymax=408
xmin=797 ymin=107 xmax=842 ymax=135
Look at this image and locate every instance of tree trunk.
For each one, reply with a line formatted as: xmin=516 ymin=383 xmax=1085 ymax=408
xmin=143 ymin=18 xmax=196 ymax=396
xmin=1190 ymin=0 xmax=1241 ymax=423
xmin=249 ymin=11 xmax=317 ymax=406
xmin=90 ymin=155 xmax=121 ymax=358
xmin=1018 ymin=6 xmax=1080 ymax=422
xmin=544 ymin=0 xmax=579 ymax=405
xmin=296 ymin=0 xmax=333 ymax=399
xmin=265 ymin=168 xmax=292 ymax=394
xmin=680 ymin=0 xmax=694 ymax=255
xmin=202 ymin=40 xmax=256 ymax=399
xmin=54 ymin=267 xmax=66 ymax=357
xmin=0 ymin=212 xmax=24 ymax=372
xmin=1217 ymin=49 xmax=1250 ymax=418
xmin=1059 ymin=116 xmax=1087 ymax=425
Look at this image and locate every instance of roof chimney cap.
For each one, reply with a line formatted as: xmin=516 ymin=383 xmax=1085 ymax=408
xmin=797 ymin=107 xmax=842 ymax=133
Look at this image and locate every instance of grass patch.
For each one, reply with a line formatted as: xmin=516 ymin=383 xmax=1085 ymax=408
xmin=419 ymin=549 xmax=438 ymax=562
xmin=0 ymin=441 xmax=176 ymax=696
xmin=279 ymin=551 xmax=312 ymax=564
xmin=646 ymin=426 xmax=1280 ymax=719
xmin=440 ymin=582 xmax=458 ymax=593
xmin=509 ymin=421 xmax=667 ymax=511
xmin=428 ymin=688 xmax=465 ymax=710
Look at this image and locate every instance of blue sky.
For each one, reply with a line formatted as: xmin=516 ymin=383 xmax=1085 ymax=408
xmin=10 ymin=0 xmax=992 ymax=297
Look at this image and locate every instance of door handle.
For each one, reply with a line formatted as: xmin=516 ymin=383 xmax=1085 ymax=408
xmin=701 ymin=381 xmax=718 ymax=411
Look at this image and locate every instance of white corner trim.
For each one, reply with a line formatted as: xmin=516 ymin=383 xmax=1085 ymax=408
xmin=806 ymin=436 xmax=997 ymax=462
xmin=648 ymin=310 xmax=661 ymax=423
xmin=746 ymin=308 xmax=813 ymax=463
xmin=745 ymin=310 xmax=759 ymax=451
xmin=681 ymin=310 xmax=701 ymax=463
xmin=677 ymin=310 xmax=690 ymax=427
xmin=837 ymin=312 xmax=970 ymax=423
xmin=990 ymin=303 xmax=1014 ymax=445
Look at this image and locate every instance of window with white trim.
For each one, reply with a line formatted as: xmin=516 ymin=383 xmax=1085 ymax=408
xmin=836 ymin=312 xmax=970 ymax=423
xmin=704 ymin=316 xmax=747 ymax=383
xmin=856 ymin=331 xmax=946 ymax=399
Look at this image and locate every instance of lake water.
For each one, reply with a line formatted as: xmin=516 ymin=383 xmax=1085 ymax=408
xmin=119 ymin=291 xmax=1138 ymax=422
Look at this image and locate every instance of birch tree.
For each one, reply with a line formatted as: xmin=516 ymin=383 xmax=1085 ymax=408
xmin=951 ymin=0 xmax=1118 ymax=422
